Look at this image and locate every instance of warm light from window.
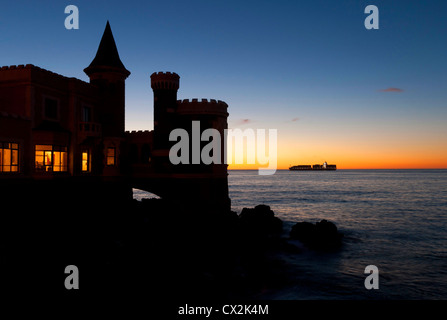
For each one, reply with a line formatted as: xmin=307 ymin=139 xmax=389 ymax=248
xmin=82 ymin=151 xmax=89 ymax=172
xmin=0 ymin=142 xmax=19 ymax=173
xmin=35 ymin=145 xmax=67 ymax=172
xmin=53 ymin=150 xmax=67 ymax=172
xmin=107 ymin=147 xmax=116 ymax=166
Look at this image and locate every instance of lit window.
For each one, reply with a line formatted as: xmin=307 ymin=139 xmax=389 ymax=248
xmin=82 ymin=150 xmax=89 ymax=172
xmin=107 ymin=147 xmax=116 ymax=166
xmin=53 ymin=146 xmax=68 ymax=172
xmin=0 ymin=142 xmax=19 ymax=173
xmin=35 ymin=145 xmax=68 ymax=172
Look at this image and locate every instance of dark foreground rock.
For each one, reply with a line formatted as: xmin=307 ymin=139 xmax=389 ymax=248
xmin=1 ymin=190 xmax=342 ymax=301
xmin=290 ymin=219 xmax=343 ymax=251
xmin=239 ymin=204 xmax=283 ymax=237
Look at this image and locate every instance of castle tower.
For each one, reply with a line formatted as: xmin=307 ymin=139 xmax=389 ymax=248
xmin=175 ymin=98 xmax=230 ymax=210
xmin=84 ymin=21 xmax=130 ymax=137
xmin=150 ymin=72 xmax=180 ymax=150
xmin=176 ymin=98 xmax=228 ymax=174
xmin=147 ymin=72 xmax=230 ymax=210
xmin=150 ymin=72 xmax=180 ymax=170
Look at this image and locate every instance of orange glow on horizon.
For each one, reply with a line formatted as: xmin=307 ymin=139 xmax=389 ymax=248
xmin=223 ymin=116 xmax=447 ymax=170
xmin=228 ymin=163 xmax=447 ymax=170
xmin=226 ymin=142 xmax=447 ymax=170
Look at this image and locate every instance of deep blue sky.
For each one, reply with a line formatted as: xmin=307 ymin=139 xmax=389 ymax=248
xmin=1 ymin=0 xmax=446 ymax=167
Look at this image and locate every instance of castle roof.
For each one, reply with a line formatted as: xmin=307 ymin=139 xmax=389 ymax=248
xmin=84 ymin=21 xmax=130 ymax=77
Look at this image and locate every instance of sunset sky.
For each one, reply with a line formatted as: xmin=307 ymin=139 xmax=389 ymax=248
xmin=1 ymin=0 xmax=446 ymax=169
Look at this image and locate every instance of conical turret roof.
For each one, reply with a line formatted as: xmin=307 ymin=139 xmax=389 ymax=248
xmin=84 ymin=21 xmax=130 ymax=77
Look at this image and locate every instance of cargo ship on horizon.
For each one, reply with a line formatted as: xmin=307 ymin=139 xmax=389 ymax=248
xmin=289 ymin=161 xmax=336 ymax=171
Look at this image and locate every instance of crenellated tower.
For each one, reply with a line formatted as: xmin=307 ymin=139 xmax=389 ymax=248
xmin=150 ymin=72 xmax=180 ymax=150
xmin=146 ymin=72 xmax=230 ymax=210
xmin=150 ymin=72 xmax=180 ymax=171
xmin=176 ymin=98 xmax=228 ymax=175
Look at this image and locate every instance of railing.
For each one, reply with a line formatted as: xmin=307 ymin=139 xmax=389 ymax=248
xmin=78 ymin=122 xmax=101 ymax=137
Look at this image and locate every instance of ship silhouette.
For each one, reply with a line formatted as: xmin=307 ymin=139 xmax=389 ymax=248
xmin=289 ymin=161 xmax=336 ymax=171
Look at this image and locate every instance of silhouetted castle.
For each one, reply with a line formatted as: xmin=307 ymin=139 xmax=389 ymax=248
xmin=0 ymin=21 xmax=230 ymax=211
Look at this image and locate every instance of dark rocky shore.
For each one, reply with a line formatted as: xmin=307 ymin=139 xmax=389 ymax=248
xmin=1 ymin=191 xmax=343 ymax=300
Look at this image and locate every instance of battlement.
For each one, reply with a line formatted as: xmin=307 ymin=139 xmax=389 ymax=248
xmin=1 ymin=64 xmax=34 ymax=71
xmin=177 ymin=98 xmax=228 ymax=117
xmin=125 ymin=130 xmax=153 ymax=145
xmin=125 ymin=130 xmax=152 ymax=135
xmin=150 ymin=71 xmax=180 ymax=90
xmin=178 ymin=98 xmax=228 ymax=106
xmin=1 ymin=64 xmax=65 ymax=78
xmin=0 ymin=64 xmax=90 ymax=88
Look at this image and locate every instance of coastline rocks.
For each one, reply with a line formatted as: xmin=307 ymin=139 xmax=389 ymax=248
xmin=290 ymin=219 xmax=343 ymax=251
xmin=238 ymin=204 xmax=283 ymax=237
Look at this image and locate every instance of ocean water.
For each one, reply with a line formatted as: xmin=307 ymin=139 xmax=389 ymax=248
xmin=228 ymin=169 xmax=447 ymax=299
xmin=133 ymin=169 xmax=447 ymax=299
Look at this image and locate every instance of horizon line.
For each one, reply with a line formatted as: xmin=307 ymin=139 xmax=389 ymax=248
xmin=228 ymin=168 xmax=447 ymax=170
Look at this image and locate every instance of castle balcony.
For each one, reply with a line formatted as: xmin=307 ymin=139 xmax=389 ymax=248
xmin=78 ymin=122 xmax=102 ymax=138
